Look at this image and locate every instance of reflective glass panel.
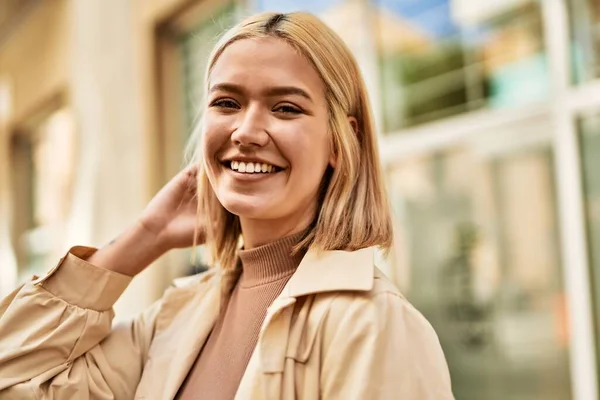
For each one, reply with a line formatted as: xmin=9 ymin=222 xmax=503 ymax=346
xmin=373 ymin=0 xmax=549 ymax=130
xmin=387 ymin=131 xmax=571 ymax=399
xmin=256 ymin=0 xmax=344 ymax=14
xmin=11 ymin=108 xmax=76 ymax=280
xmin=255 ymin=0 xmax=371 ymax=58
xmin=179 ymin=1 xmax=240 ymax=132
xmin=569 ymin=0 xmax=600 ymax=83
xmin=579 ymin=112 xmax=600 ymax=385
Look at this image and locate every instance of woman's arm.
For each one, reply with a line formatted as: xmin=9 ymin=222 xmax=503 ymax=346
xmin=89 ymin=165 xmax=204 ymax=276
xmin=0 ymin=166 xmax=202 ymax=399
xmin=0 ymin=251 xmax=158 ymax=399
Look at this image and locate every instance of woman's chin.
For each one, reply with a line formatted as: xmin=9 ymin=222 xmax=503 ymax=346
xmin=219 ymin=195 xmax=274 ymax=219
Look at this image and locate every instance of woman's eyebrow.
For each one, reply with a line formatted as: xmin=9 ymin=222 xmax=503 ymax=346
xmin=264 ymin=86 xmax=312 ymax=102
xmin=209 ymin=83 xmax=244 ymax=95
xmin=209 ymin=83 xmax=312 ymax=102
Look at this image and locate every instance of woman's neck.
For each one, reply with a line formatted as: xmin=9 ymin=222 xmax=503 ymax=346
xmin=237 ymin=231 xmax=306 ymax=287
xmin=239 ymin=211 xmax=313 ymax=249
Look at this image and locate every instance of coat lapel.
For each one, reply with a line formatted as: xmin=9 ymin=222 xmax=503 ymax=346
xmin=160 ymin=278 xmax=222 ymax=399
xmin=235 ymin=295 xmax=296 ymax=399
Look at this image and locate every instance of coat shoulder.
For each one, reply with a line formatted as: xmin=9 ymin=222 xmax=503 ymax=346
xmin=317 ymin=266 xmax=429 ymax=333
xmin=314 ymin=269 xmax=454 ymax=399
xmin=316 ymin=267 xmax=448 ymax=373
xmin=371 ymin=267 xmax=405 ymax=298
xmin=326 ymin=266 xmax=408 ymax=305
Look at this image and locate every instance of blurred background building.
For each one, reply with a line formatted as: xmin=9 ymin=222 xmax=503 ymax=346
xmin=0 ymin=0 xmax=598 ymax=398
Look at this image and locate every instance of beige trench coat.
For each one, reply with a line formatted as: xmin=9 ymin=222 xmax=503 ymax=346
xmin=0 ymin=246 xmax=453 ymax=399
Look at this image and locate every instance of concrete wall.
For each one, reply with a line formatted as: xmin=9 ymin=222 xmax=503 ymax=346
xmin=0 ymin=0 xmax=195 ymax=317
xmin=0 ymin=0 xmax=70 ymax=295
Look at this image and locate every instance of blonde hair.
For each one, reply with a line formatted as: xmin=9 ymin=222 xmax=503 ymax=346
xmin=193 ymin=12 xmax=393 ymax=270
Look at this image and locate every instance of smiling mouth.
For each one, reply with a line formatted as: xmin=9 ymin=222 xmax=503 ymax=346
xmin=223 ymin=160 xmax=283 ymax=174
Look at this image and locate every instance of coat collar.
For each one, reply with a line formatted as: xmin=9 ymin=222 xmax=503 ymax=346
xmin=175 ymin=246 xmax=377 ymax=299
xmin=283 ymin=246 xmax=376 ymax=298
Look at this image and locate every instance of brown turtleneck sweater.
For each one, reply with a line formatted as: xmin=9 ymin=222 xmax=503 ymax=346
xmin=176 ymin=233 xmax=305 ymax=400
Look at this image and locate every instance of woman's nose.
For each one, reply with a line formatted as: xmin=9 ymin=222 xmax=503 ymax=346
xmin=231 ymin=106 xmax=269 ymax=148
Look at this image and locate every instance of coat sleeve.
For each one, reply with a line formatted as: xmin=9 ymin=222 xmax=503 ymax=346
xmin=0 ymin=247 xmax=161 ymax=400
xmin=320 ymin=290 xmax=454 ymax=400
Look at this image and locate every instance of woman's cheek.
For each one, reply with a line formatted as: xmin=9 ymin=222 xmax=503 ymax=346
xmin=202 ymin=117 xmax=230 ymax=157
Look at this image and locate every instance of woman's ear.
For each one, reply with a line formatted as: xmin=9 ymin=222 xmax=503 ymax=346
xmin=329 ymin=117 xmax=358 ymax=168
xmin=348 ymin=116 xmax=358 ymax=135
xmin=329 ymin=149 xmax=337 ymax=168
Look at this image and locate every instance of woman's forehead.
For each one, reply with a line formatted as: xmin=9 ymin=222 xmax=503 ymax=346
xmin=209 ymin=37 xmax=325 ymax=96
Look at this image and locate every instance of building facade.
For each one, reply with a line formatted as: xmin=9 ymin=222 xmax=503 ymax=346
xmin=0 ymin=0 xmax=599 ymax=398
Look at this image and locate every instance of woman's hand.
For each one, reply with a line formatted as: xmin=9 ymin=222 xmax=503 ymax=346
xmin=139 ymin=165 xmax=205 ymax=251
xmin=87 ymin=165 xmax=205 ymax=276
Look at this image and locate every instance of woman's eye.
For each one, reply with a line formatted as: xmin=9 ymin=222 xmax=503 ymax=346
xmin=211 ymin=99 xmax=239 ymax=109
xmin=274 ymin=104 xmax=302 ymax=114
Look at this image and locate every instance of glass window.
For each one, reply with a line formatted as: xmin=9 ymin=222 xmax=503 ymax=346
xmin=179 ymin=1 xmax=240 ymax=133
xmin=256 ymin=0 xmax=344 ymax=14
xmin=254 ymin=0 xmax=370 ymax=54
xmin=579 ymin=111 xmax=600 ymax=383
xmin=387 ymin=134 xmax=571 ymax=399
xmin=373 ymin=0 xmax=549 ymax=131
xmin=10 ymin=108 xmax=76 ymax=280
xmin=569 ymin=0 xmax=600 ymax=83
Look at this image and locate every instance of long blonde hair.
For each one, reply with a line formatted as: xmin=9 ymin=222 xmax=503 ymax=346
xmin=193 ymin=12 xmax=393 ymax=270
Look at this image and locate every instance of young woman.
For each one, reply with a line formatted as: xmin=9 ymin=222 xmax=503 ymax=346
xmin=0 ymin=12 xmax=453 ymax=400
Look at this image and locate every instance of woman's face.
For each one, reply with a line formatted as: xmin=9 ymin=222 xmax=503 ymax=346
xmin=202 ymin=37 xmax=332 ymax=231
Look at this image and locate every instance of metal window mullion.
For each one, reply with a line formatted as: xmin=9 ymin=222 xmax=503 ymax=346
xmin=378 ymin=103 xmax=550 ymax=163
xmin=566 ymin=80 xmax=600 ymax=113
xmin=542 ymin=1 xmax=598 ymax=399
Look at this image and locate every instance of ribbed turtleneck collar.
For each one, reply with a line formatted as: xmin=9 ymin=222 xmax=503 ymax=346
xmin=237 ymin=231 xmax=306 ymax=288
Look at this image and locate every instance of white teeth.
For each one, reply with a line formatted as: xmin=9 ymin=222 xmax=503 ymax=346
xmin=229 ymin=160 xmax=278 ymax=174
